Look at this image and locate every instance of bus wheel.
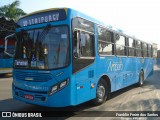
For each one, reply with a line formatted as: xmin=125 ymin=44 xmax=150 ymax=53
xmin=91 ymin=79 xmax=108 ymax=106
xmin=138 ymin=71 xmax=144 ymax=87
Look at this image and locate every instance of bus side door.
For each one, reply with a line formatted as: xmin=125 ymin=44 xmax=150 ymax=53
xmin=73 ymin=31 xmax=96 ymax=104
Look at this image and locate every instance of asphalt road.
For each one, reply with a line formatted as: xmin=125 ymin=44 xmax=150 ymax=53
xmin=0 ymin=66 xmax=160 ymax=120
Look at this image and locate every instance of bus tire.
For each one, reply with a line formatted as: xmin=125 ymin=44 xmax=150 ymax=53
xmin=138 ymin=71 xmax=144 ymax=87
xmin=91 ymin=78 xmax=108 ymax=106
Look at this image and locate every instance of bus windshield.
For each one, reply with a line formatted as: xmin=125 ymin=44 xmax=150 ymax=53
xmin=14 ymin=26 xmax=69 ymax=70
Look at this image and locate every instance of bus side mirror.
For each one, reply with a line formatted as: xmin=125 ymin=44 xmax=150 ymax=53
xmin=73 ymin=31 xmax=80 ymax=59
xmin=4 ymin=33 xmax=15 ymax=58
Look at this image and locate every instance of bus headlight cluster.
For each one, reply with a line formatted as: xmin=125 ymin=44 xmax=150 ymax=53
xmin=49 ymin=79 xmax=69 ymax=95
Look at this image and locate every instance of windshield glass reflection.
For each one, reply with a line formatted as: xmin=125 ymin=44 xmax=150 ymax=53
xmin=14 ymin=26 xmax=69 ymax=69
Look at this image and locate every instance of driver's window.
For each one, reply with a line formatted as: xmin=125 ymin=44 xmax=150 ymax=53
xmin=73 ymin=31 xmax=79 ymax=55
xmin=80 ymin=32 xmax=94 ymax=57
xmin=72 ymin=17 xmax=95 ymax=73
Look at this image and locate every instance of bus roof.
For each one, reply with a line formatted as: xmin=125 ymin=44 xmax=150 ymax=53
xmin=18 ymin=8 xmax=152 ymax=45
xmin=18 ymin=7 xmax=106 ymax=26
xmin=19 ymin=8 xmax=68 ymax=19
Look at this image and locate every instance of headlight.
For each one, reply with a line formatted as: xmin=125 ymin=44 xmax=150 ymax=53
xmin=60 ymin=80 xmax=67 ymax=89
xmin=49 ymin=79 xmax=69 ymax=95
xmin=50 ymin=85 xmax=58 ymax=95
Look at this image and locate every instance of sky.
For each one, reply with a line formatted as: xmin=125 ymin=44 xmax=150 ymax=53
xmin=1 ymin=0 xmax=160 ymax=49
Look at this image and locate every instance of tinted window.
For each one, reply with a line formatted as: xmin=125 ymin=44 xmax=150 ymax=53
xmin=72 ymin=18 xmax=94 ymax=33
xmin=129 ymin=48 xmax=135 ymax=56
xmin=142 ymin=43 xmax=147 ymax=50
xmin=136 ymin=41 xmax=142 ymax=57
xmin=115 ymin=34 xmax=125 ymax=46
xmin=98 ymin=26 xmax=113 ymax=55
xmin=129 ymin=38 xmax=134 ymax=47
xmin=128 ymin=38 xmax=135 ymax=56
xmin=14 ymin=26 xmax=69 ymax=69
xmin=142 ymin=43 xmax=148 ymax=57
xmin=148 ymin=44 xmax=152 ymax=57
xmin=98 ymin=27 xmax=112 ymax=43
xmin=80 ymin=32 xmax=94 ymax=57
xmin=136 ymin=41 xmax=141 ymax=49
xmin=98 ymin=42 xmax=113 ymax=55
xmin=116 ymin=45 xmax=125 ymax=56
xmin=136 ymin=49 xmax=142 ymax=57
xmin=115 ymin=34 xmax=126 ymax=56
xmin=72 ymin=18 xmax=95 ymax=73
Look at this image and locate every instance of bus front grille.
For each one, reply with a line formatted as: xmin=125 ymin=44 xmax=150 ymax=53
xmin=15 ymin=71 xmax=52 ymax=82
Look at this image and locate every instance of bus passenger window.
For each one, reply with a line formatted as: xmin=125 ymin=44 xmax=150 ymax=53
xmin=98 ymin=26 xmax=113 ymax=56
xmin=148 ymin=44 xmax=152 ymax=57
xmin=128 ymin=38 xmax=135 ymax=56
xmin=136 ymin=41 xmax=142 ymax=57
xmin=142 ymin=43 xmax=148 ymax=57
xmin=115 ymin=34 xmax=126 ymax=56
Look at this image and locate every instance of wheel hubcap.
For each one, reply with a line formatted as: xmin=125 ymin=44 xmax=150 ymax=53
xmin=97 ymin=85 xmax=105 ymax=99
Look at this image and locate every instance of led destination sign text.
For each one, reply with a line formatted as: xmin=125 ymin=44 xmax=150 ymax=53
xmin=17 ymin=9 xmax=66 ymax=27
xmin=22 ymin=13 xmax=59 ymax=26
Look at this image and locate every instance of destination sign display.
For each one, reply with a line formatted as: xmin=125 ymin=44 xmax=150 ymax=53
xmin=17 ymin=9 xmax=67 ymax=27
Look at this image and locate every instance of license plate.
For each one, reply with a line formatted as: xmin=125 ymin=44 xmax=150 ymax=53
xmin=24 ymin=94 xmax=34 ymax=100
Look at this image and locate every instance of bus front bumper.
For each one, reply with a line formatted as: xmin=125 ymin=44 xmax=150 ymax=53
xmin=12 ymin=83 xmax=72 ymax=107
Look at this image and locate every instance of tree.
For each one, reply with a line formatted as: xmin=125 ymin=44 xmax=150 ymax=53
xmin=0 ymin=0 xmax=26 ymax=20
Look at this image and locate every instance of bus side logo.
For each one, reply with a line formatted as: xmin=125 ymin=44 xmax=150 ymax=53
xmin=107 ymin=60 xmax=123 ymax=72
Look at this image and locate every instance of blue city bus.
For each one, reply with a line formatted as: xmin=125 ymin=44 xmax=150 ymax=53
xmin=0 ymin=38 xmax=14 ymax=74
xmin=5 ymin=8 xmax=154 ymax=107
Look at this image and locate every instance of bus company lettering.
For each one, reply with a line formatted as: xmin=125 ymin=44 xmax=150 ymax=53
xmin=22 ymin=13 xmax=59 ymax=26
xmin=107 ymin=60 xmax=123 ymax=72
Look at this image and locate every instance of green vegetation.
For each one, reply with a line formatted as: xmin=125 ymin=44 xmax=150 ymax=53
xmin=0 ymin=0 xmax=26 ymax=20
